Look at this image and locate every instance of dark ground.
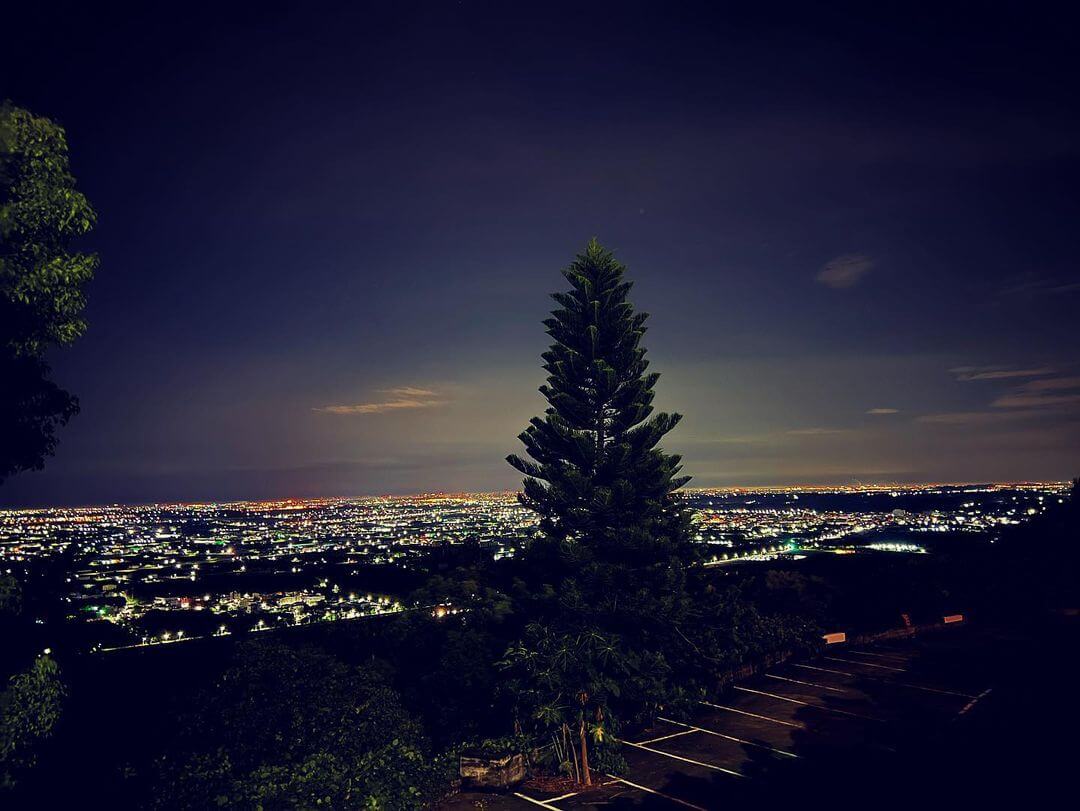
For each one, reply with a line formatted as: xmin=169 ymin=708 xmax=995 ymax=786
xmin=11 ymin=599 xmax=1077 ymax=808
xmin=444 ymin=616 xmax=1080 ymax=811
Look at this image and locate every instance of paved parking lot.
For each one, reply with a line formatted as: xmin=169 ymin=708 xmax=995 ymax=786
xmin=444 ymin=626 xmax=998 ymax=811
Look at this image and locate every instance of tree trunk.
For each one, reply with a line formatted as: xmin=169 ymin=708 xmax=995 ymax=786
xmin=579 ymin=715 xmax=592 ymax=786
xmin=565 ymin=723 xmax=579 ymax=783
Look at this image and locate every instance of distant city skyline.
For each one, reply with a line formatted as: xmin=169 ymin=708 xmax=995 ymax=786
xmin=1 ymin=480 xmax=1072 ymax=512
xmin=2 ymin=482 xmax=1058 ymax=650
xmin=2 ymin=4 xmax=1078 ymax=506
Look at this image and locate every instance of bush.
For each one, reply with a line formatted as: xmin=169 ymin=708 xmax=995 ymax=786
xmin=150 ymin=640 xmax=454 ymax=809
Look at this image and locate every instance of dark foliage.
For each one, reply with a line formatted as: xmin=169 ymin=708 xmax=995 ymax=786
xmin=0 ymin=355 xmax=78 ymax=481
xmin=151 ymin=640 xmax=454 ymax=809
xmin=508 ymin=239 xmax=692 ymax=572
xmin=0 ymin=102 xmax=96 ymax=482
xmin=982 ymin=478 xmax=1080 ymax=613
xmin=505 ymin=240 xmax=698 ymax=742
xmin=0 ymin=573 xmax=66 ymax=790
xmin=503 ymin=241 xmax=820 ymax=783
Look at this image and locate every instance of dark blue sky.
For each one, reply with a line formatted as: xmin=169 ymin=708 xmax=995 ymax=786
xmin=2 ymin=2 xmax=1078 ymax=506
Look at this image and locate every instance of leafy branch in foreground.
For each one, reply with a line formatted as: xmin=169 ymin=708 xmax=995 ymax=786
xmin=1 ymin=102 xmax=97 ymax=481
xmin=0 ymin=654 xmax=66 ymax=789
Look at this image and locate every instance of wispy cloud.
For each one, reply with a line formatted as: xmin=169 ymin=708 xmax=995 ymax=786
xmin=917 ymin=410 xmax=1046 ymax=425
xmin=686 ymin=434 xmax=773 ymax=446
xmin=990 ymin=374 xmax=1080 ymax=409
xmin=1015 ymin=376 xmax=1080 ymax=393
xmin=951 ymin=365 xmax=1055 ymax=382
xmin=314 ymin=387 xmax=444 ymax=415
xmin=999 ymin=275 xmax=1080 ymax=298
xmin=383 ymin=386 xmax=438 ymax=398
xmin=866 ymin=408 xmax=899 ymax=415
xmin=927 ymin=368 xmax=1080 ymax=421
xmin=786 ymin=427 xmax=850 ymax=436
xmin=816 ymin=254 xmax=873 ymax=289
xmin=991 ymin=393 xmax=1080 ymax=409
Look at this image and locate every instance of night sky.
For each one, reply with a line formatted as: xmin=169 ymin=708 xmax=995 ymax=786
xmin=2 ymin=2 xmax=1078 ymax=506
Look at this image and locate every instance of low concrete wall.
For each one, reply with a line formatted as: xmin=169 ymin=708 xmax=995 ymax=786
xmin=460 ymin=753 xmax=526 ymax=790
xmin=715 ymin=647 xmax=797 ymax=690
xmin=847 ymin=618 xmax=959 ymax=646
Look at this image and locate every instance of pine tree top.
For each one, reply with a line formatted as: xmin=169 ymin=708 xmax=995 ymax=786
xmin=508 ymin=239 xmax=690 ymax=547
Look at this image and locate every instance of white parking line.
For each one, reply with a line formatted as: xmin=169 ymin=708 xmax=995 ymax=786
xmin=957 ymin=688 xmax=993 ymax=717
xmin=637 ymin=729 xmax=699 ymax=745
xmin=513 ymin=792 xmax=563 ymax=810
xmin=825 ymin=656 xmax=906 ymax=672
xmin=766 ymin=673 xmax=847 ymax=693
xmin=795 ymin=663 xmax=976 ymax=699
xmin=622 ymin=739 xmax=745 ymax=777
xmin=605 ymin=774 xmax=707 ymax=811
xmin=547 ymin=793 xmax=579 ymax=802
xmin=657 ymin=716 xmax=800 ymax=758
xmin=699 ymin=700 xmax=806 ymax=729
xmin=849 ymin=649 xmax=913 ymax=663
xmin=733 ymin=685 xmax=885 ymax=722
xmin=794 ymin=662 xmax=856 ymax=677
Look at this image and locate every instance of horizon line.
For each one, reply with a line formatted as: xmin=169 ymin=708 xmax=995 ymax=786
xmin=0 ymin=479 xmax=1071 ymax=513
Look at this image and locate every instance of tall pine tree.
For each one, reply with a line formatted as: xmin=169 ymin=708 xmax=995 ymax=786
xmin=505 ymin=239 xmax=697 ymax=783
xmin=508 ymin=238 xmax=691 ymax=562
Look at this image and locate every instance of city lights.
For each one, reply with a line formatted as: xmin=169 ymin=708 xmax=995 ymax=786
xmin=0 ymin=483 xmax=1065 ymax=652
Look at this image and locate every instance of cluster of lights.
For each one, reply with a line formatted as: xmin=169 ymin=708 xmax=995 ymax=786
xmin=1 ymin=483 xmax=1066 ymax=652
